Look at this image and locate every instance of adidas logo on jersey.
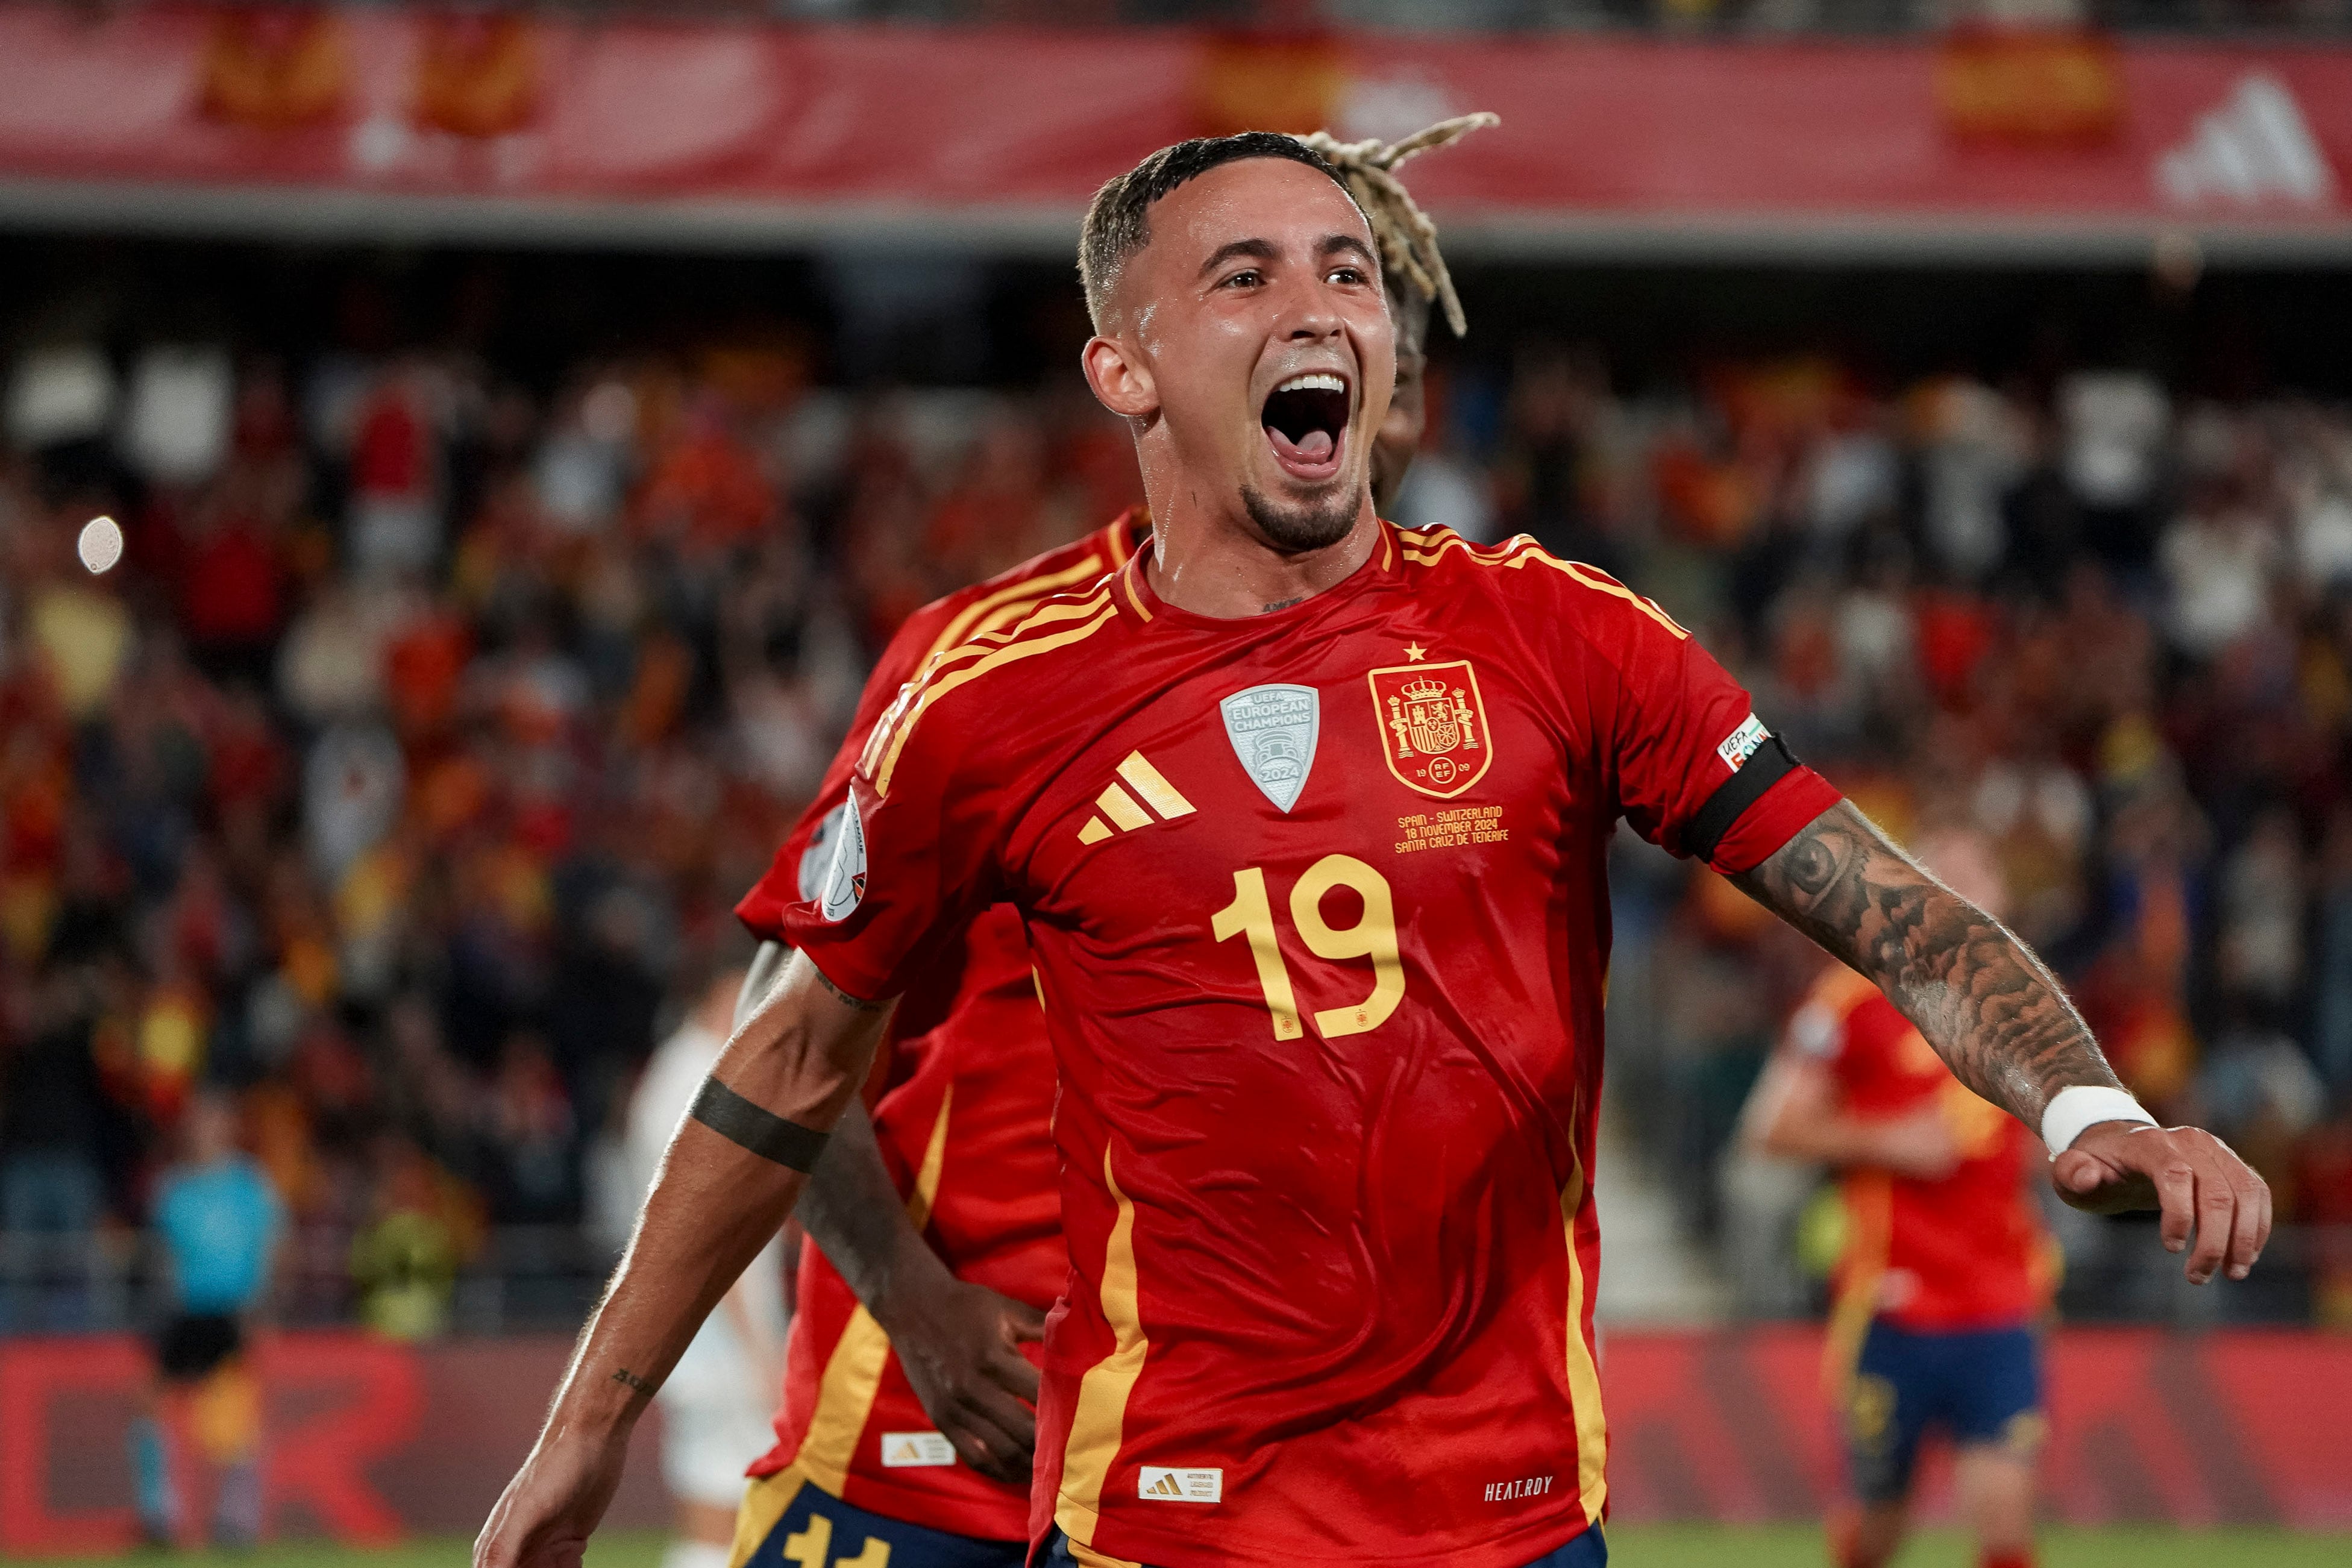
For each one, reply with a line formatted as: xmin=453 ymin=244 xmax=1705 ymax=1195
xmin=1077 ymin=752 xmax=1196 ymax=845
xmin=1137 ymin=1465 xmax=1222 ymax=1502
xmin=2156 ymin=73 xmax=2335 ymax=210
xmin=878 ymin=1430 xmax=956 ymax=1467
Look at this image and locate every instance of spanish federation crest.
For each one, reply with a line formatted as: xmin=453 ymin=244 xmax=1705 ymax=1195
xmin=1367 ymin=659 xmax=1493 ymax=799
xmin=1218 ymin=683 xmax=1320 ymax=812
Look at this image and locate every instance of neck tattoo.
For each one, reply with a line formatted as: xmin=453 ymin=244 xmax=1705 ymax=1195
xmin=1261 ymin=596 xmax=1305 ymax=614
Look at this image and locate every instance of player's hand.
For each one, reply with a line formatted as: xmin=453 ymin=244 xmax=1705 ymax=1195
xmin=2051 ymin=1121 xmax=2273 ymax=1284
xmin=474 ymin=1428 xmax=630 ymax=1568
xmin=882 ymin=1276 xmax=1046 ymax=1484
xmin=1869 ymin=1104 xmax=1961 ymax=1181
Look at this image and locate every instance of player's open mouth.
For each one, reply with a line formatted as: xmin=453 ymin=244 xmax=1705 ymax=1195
xmin=1262 ymin=372 xmax=1350 ymax=483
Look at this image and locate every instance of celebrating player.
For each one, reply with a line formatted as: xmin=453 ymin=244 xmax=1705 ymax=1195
xmin=478 ymin=133 xmax=2269 ymax=1568
xmin=721 ymin=116 xmax=1499 ymax=1568
xmin=1742 ymin=829 xmax=2053 ymax=1568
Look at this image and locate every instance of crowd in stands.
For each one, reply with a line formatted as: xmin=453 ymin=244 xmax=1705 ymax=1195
xmin=2 ymin=274 xmax=2351 ymax=1332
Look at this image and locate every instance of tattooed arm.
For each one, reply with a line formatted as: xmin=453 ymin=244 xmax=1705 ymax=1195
xmin=1733 ymin=800 xmax=2272 ymax=1284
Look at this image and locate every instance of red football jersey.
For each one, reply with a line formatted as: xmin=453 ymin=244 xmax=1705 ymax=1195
xmin=784 ymin=524 xmax=1842 ymax=1568
xmin=735 ymin=512 xmax=1146 ymax=1543
xmin=1788 ymin=967 xmax=2051 ymax=1340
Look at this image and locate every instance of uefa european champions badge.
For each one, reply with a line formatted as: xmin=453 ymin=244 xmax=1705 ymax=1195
xmin=1219 ymin=684 xmax=1320 ymax=812
xmin=817 ymin=795 xmax=867 ymax=921
xmin=797 ymin=801 xmax=847 ymax=901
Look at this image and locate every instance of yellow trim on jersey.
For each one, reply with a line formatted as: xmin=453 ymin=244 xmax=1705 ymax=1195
xmin=1823 ymin=1169 xmax=1893 ymax=1400
xmin=1558 ymin=1165 xmax=1610 ymax=1527
xmin=1055 ymin=1147 xmax=1149 ymax=1549
xmin=735 ymin=1086 xmax=956 ymax=1552
xmin=1397 ymin=529 xmax=1693 ymax=642
xmin=871 ymin=595 xmax=1118 ymax=797
xmin=1119 ymin=558 xmax=1153 ymax=622
xmin=926 ymin=555 xmax=1109 ymax=665
xmin=1065 ymin=1543 xmax=1144 ymax=1568
xmin=963 ymin=563 xmax=1113 ymax=647
xmin=1399 ymin=531 xmax=1535 ymax=569
xmin=1106 ymin=515 xmax=1140 ymax=567
xmin=866 ymin=587 xmax=1117 ymax=774
xmin=727 ymin=1467 xmax=804 ymax=1568
xmin=1510 ymin=551 xmax=1690 ymax=639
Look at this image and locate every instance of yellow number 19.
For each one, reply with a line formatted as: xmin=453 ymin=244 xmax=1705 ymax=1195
xmin=1212 ymin=855 xmax=1404 ymax=1041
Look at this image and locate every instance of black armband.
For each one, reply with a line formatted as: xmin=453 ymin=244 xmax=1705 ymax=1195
xmin=689 ymin=1078 xmax=829 ymax=1172
xmin=1686 ymin=733 xmax=1801 ymax=867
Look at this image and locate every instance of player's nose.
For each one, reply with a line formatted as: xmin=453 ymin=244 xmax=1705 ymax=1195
xmin=1270 ymin=271 xmax=1344 ymax=342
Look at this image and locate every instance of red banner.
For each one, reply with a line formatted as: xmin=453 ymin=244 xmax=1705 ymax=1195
xmin=1602 ymin=1326 xmax=2352 ymax=1529
xmin=0 ymin=10 xmax=2346 ymax=252
xmin=0 ymin=1332 xmax=668 ymax=1555
xmin=0 ymin=1327 xmax=2346 ymax=1552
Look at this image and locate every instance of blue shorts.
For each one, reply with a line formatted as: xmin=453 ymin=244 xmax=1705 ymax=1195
xmin=1844 ymin=1318 xmax=2046 ymax=1504
xmin=738 ymin=1478 xmax=1024 ymax=1568
xmin=1035 ymin=1523 xmax=1605 ymax=1567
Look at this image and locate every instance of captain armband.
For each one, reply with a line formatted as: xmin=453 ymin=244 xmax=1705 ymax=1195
xmin=689 ymin=1077 xmax=830 ymax=1172
xmin=1686 ymin=732 xmax=1802 ymax=866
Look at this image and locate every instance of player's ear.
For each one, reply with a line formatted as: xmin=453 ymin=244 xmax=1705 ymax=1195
xmin=1082 ymin=333 xmax=1156 ymax=421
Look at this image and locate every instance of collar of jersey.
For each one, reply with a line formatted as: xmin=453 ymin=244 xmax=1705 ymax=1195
xmin=1112 ymin=518 xmax=1399 ymax=632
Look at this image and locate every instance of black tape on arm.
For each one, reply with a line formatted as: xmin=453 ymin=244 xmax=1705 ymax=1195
xmin=1685 ymin=733 xmax=1801 ymax=867
xmin=689 ymin=1078 xmax=830 ymax=1173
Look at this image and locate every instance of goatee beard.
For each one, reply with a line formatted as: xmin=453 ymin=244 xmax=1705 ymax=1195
xmin=1241 ymin=481 xmax=1363 ymax=554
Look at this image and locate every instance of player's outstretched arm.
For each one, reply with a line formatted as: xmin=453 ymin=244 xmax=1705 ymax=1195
xmin=735 ymin=944 xmax=1047 ymax=1484
xmin=1731 ymin=800 xmax=2272 ymax=1284
xmin=474 ymin=954 xmax=892 ymax=1568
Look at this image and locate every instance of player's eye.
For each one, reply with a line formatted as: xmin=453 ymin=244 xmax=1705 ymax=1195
xmin=1329 ymin=266 xmax=1369 ymax=286
xmin=1220 ymin=269 xmax=1263 ymax=290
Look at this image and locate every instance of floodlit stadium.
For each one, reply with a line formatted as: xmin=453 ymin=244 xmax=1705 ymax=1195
xmin=1 ymin=5 xmax=2348 ymax=1568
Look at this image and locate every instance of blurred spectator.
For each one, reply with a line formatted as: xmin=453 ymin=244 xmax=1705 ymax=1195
xmin=5 ymin=268 xmax=2352 ymax=1334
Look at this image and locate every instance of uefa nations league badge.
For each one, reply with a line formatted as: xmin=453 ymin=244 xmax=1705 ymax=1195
xmin=1219 ymin=684 xmax=1320 ymax=812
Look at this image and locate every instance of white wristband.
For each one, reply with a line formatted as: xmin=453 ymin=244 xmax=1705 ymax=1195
xmin=2040 ymin=1085 xmax=2158 ymax=1155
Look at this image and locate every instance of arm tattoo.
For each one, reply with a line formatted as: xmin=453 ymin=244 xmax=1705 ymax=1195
xmin=1731 ymin=801 xmax=2123 ymax=1125
xmin=610 ymin=1366 xmax=654 ymax=1396
xmin=812 ymin=964 xmax=889 ymax=1012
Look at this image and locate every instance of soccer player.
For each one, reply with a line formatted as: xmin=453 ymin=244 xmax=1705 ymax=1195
xmin=722 ymin=118 xmax=1499 ymax=1568
xmin=625 ymin=968 xmax=789 ymax=1568
xmin=1743 ymin=829 xmax=2051 ymax=1568
xmin=478 ymin=133 xmax=2269 ymax=1568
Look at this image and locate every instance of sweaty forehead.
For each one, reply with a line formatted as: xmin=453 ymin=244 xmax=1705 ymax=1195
xmin=1121 ymin=158 xmax=1372 ymax=306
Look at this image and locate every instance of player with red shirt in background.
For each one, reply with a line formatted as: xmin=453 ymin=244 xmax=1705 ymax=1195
xmin=723 ymin=118 xmax=1501 ymax=1568
xmin=479 ymin=133 xmax=2269 ymax=1568
xmin=1745 ymin=829 xmax=2053 ymax=1568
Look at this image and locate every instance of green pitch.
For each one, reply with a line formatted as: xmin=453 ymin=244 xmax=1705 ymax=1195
xmin=8 ymin=1525 xmax=2348 ymax=1568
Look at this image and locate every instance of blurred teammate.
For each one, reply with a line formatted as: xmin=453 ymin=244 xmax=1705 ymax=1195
xmin=481 ymin=134 xmax=2268 ymax=1568
xmin=721 ymin=116 xmax=1499 ymax=1568
xmin=1744 ymin=829 xmax=2052 ymax=1568
xmin=627 ymin=970 xmax=790 ymax=1568
xmin=135 ymin=1087 xmax=284 ymax=1548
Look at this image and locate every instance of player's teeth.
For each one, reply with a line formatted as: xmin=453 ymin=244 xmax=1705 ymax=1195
xmin=1277 ymin=374 xmax=1345 ymax=394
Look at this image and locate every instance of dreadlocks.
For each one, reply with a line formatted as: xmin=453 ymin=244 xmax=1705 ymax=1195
xmin=1291 ymin=113 xmax=1499 ymax=341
